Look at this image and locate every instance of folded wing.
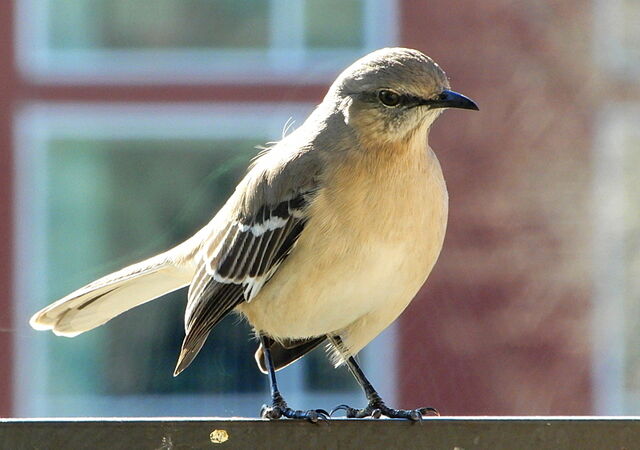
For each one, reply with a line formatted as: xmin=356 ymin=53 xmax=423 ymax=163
xmin=173 ymin=192 xmax=313 ymax=375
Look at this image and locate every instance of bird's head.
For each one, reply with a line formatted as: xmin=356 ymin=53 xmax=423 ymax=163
xmin=326 ymin=47 xmax=478 ymax=144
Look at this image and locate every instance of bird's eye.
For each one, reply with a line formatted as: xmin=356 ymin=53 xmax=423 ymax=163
xmin=378 ymin=90 xmax=401 ymax=107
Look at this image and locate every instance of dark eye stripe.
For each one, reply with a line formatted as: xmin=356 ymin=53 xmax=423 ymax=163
xmin=379 ymin=91 xmax=429 ymax=108
xmin=400 ymin=94 xmax=425 ymax=106
xmin=353 ymin=90 xmax=430 ymax=108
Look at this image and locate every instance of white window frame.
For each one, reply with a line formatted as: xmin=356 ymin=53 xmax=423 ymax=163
xmin=593 ymin=0 xmax=640 ymax=78
xmin=12 ymin=103 xmax=397 ymax=417
xmin=15 ymin=0 xmax=398 ymax=85
xmin=591 ymin=104 xmax=640 ymax=414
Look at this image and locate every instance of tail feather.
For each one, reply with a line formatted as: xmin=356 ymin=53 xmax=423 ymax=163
xmin=30 ymin=254 xmax=193 ymax=337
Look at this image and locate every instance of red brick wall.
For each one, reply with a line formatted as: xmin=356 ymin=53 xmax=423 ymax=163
xmin=0 ymin=0 xmax=15 ymax=417
xmin=398 ymin=0 xmax=595 ymax=414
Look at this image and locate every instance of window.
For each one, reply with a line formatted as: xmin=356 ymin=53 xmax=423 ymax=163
xmin=11 ymin=0 xmax=400 ymax=418
xmin=594 ymin=0 xmax=640 ymax=77
xmin=13 ymin=104 xmax=395 ymax=417
xmin=16 ymin=0 xmax=398 ymax=84
xmin=592 ymin=105 xmax=640 ymax=414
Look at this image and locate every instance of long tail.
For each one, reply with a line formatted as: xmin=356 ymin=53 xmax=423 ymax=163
xmin=30 ymin=253 xmax=193 ymax=337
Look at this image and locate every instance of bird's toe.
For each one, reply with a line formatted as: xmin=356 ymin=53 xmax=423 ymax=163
xmin=330 ymin=401 xmax=439 ymax=420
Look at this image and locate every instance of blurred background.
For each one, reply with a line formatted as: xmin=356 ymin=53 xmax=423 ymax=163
xmin=0 ymin=0 xmax=638 ymax=417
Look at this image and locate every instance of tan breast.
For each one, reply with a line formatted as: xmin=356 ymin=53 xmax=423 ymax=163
xmin=240 ymin=137 xmax=448 ymax=340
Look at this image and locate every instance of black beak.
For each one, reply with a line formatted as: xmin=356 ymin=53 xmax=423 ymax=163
xmin=422 ymin=89 xmax=479 ymax=111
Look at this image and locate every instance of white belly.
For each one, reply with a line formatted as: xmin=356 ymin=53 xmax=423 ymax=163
xmin=239 ymin=145 xmax=448 ymax=345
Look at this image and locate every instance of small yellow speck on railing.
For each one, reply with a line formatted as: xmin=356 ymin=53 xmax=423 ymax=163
xmin=209 ymin=429 xmax=229 ymax=444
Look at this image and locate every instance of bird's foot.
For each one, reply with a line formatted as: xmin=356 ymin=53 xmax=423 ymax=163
xmin=330 ymin=401 xmax=439 ymax=421
xmin=261 ymin=401 xmax=329 ymax=423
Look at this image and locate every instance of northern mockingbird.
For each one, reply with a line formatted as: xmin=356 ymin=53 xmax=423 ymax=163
xmin=30 ymin=47 xmax=478 ymax=421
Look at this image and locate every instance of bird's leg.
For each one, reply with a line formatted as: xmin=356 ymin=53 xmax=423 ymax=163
xmin=259 ymin=334 xmax=329 ymax=422
xmin=329 ymin=335 xmax=439 ymax=420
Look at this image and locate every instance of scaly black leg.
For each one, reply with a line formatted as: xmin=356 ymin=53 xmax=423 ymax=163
xmin=258 ymin=334 xmax=329 ymax=423
xmin=328 ymin=335 xmax=439 ymax=420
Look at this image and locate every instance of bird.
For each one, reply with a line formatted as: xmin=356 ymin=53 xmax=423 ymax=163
xmin=29 ymin=47 xmax=478 ymax=421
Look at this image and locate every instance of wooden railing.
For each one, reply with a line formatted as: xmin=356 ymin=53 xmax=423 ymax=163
xmin=2 ymin=417 xmax=640 ymax=449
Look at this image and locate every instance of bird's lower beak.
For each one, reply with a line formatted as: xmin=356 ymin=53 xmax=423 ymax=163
xmin=427 ymin=89 xmax=479 ymax=111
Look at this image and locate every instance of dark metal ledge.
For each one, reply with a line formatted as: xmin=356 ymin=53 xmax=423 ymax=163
xmin=2 ymin=417 xmax=640 ymax=450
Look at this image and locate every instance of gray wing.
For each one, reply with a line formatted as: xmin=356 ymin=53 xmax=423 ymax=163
xmin=173 ymin=191 xmax=314 ymax=375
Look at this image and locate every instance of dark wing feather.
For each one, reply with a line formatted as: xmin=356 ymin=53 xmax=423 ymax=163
xmin=254 ymin=336 xmax=327 ymax=373
xmin=173 ymin=192 xmax=312 ymax=375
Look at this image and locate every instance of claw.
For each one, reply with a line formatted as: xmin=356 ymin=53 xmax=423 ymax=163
xmin=419 ymin=406 xmax=440 ymax=416
xmin=303 ymin=409 xmax=330 ymax=423
xmin=314 ymin=409 xmax=330 ymax=422
xmin=314 ymin=409 xmax=330 ymax=423
xmin=330 ymin=404 xmax=352 ymax=417
xmin=371 ymin=408 xmax=382 ymax=419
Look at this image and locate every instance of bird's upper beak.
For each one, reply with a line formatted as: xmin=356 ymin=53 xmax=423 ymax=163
xmin=423 ymin=89 xmax=479 ymax=111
